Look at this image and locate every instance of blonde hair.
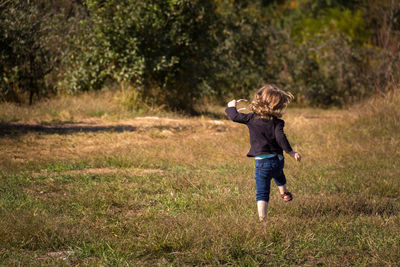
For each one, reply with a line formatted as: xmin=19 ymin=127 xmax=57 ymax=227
xmin=249 ymin=84 xmax=294 ymax=120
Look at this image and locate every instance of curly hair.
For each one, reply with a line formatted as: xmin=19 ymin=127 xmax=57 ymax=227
xmin=249 ymin=84 xmax=294 ymax=120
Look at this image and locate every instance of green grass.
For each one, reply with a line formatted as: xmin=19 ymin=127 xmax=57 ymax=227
xmin=0 ymin=90 xmax=399 ymax=266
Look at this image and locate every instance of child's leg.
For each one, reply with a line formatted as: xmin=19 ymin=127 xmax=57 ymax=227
xmin=274 ymin=175 xmax=292 ymax=201
xmin=257 ymin=200 xmax=268 ymax=222
xmin=254 ymin=164 xmax=272 ymax=221
xmin=273 ymin=172 xmax=287 ymax=194
xmin=277 ymin=184 xmax=287 ymax=195
xmin=273 ymin=158 xmax=288 ymax=193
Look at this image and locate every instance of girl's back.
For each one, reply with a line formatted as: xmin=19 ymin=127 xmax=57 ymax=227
xmin=225 ymin=108 xmax=292 ymax=157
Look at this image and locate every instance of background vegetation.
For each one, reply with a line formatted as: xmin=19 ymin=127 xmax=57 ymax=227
xmin=1 ymin=0 xmax=399 ymax=111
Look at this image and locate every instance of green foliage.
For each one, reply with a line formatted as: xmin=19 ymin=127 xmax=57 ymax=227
xmin=257 ymin=3 xmax=399 ymax=107
xmin=2 ymin=0 xmax=400 ymax=109
xmin=278 ymin=31 xmax=372 ymax=106
xmin=285 ymin=4 xmax=399 ymax=106
xmin=61 ymin=0 xmax=220 ymax=112
xmin=298 ymin=0 xmax=363 ymax=13
xmin=0 ymin=0 xmax=83 ymax=104
xmin=0 ymin=1 xmax=51 ymax=103
xmin=209 ymin=2 xmax=394 ymax=107
xmin=292 ymin=8 xmax=371 ymax=46
xmin=210 ymin=1 xmax=274 ymax=100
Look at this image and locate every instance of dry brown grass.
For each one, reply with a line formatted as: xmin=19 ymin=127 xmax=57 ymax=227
xmin=0 ymin=89 xmax=185 ymax=124
xmin=0 ymin=116 xmax=230 ymax=171
xmin=0 ymin=89 xmax=399 ymax=266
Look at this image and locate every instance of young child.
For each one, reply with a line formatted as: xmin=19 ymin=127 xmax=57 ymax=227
xmin=225 ymin=84 xmax=301 ymax=222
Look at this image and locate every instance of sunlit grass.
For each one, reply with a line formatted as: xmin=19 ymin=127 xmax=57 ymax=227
xmin=0 ymin=89 xmax=399 ymax=265
xmin=0 ymin=89 xmax=184 ymax=124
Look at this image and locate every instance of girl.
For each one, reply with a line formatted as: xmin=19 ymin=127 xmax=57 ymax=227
xmin=225 ymin=84 xmax=301 ymax=222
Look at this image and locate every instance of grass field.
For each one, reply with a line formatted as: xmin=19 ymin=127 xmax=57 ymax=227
xmin=1 ymin=90 xmax=399 ymax=266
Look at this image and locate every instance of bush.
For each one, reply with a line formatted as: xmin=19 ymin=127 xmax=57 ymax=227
xmin=60 ymin=0 xmax=221 ymax=112
xmin=261 ymin=5 xmax=400 ymax=107
xmin=0 ymin=0 xmax=81 ymax=104
xmin=3 ymin=0 xmax=399 ymax=110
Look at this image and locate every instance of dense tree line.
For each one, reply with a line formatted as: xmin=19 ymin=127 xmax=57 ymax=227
xmin=1 ymin=0 xmax=399 ymax=110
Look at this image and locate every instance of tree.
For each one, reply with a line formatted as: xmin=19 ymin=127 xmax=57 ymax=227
xmin=0 ymin=0 xmax=85 ymax=104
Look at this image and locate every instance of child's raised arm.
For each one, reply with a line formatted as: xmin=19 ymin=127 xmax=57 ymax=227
xmin=227 ymin=99 xmax=248 ymax=108
xmin=225 ymin=99 xmax=252 ymax=124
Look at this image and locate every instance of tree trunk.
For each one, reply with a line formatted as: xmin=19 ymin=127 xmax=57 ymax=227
xmin=29 ymin=90 xmax=34 ymax=105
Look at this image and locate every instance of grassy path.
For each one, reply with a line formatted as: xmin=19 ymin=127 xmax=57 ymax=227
xmin=1 ymin=92 xmax=399 ymax=265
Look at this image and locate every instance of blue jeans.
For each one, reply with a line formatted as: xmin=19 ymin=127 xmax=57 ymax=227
xmin=254 ymin=156 xmax=286 ymax=202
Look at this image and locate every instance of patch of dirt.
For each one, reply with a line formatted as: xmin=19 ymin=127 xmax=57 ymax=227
xmin=0 ymin=116 xmax=230 ymax=167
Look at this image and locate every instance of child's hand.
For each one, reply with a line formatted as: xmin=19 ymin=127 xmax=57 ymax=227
xmin=289 ymin=151 xmax=301 ymax=162
xmin=227 ymin=99 xmax=248 ymax=108
xmin=227 ymin=100 xmax=237 ymax=107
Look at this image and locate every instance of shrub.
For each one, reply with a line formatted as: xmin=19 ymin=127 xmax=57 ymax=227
xmin=0 ymin=0 xmax=81 ymax=104
xmin=60 ymin=0 xmax=221 ymax=112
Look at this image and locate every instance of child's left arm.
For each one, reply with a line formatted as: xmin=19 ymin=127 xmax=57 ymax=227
xmin=289 ymin=151 xmax=302 ymax=162
xmin=275 ymin=120 xmax=301 ymax=162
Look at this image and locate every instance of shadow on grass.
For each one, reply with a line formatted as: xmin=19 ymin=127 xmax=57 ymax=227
xmin=0 ymin=122 xmax=190 ymax=137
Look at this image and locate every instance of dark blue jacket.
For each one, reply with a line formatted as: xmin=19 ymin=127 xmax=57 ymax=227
xmin=225 ymin=107 xmax=293 ymax=157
